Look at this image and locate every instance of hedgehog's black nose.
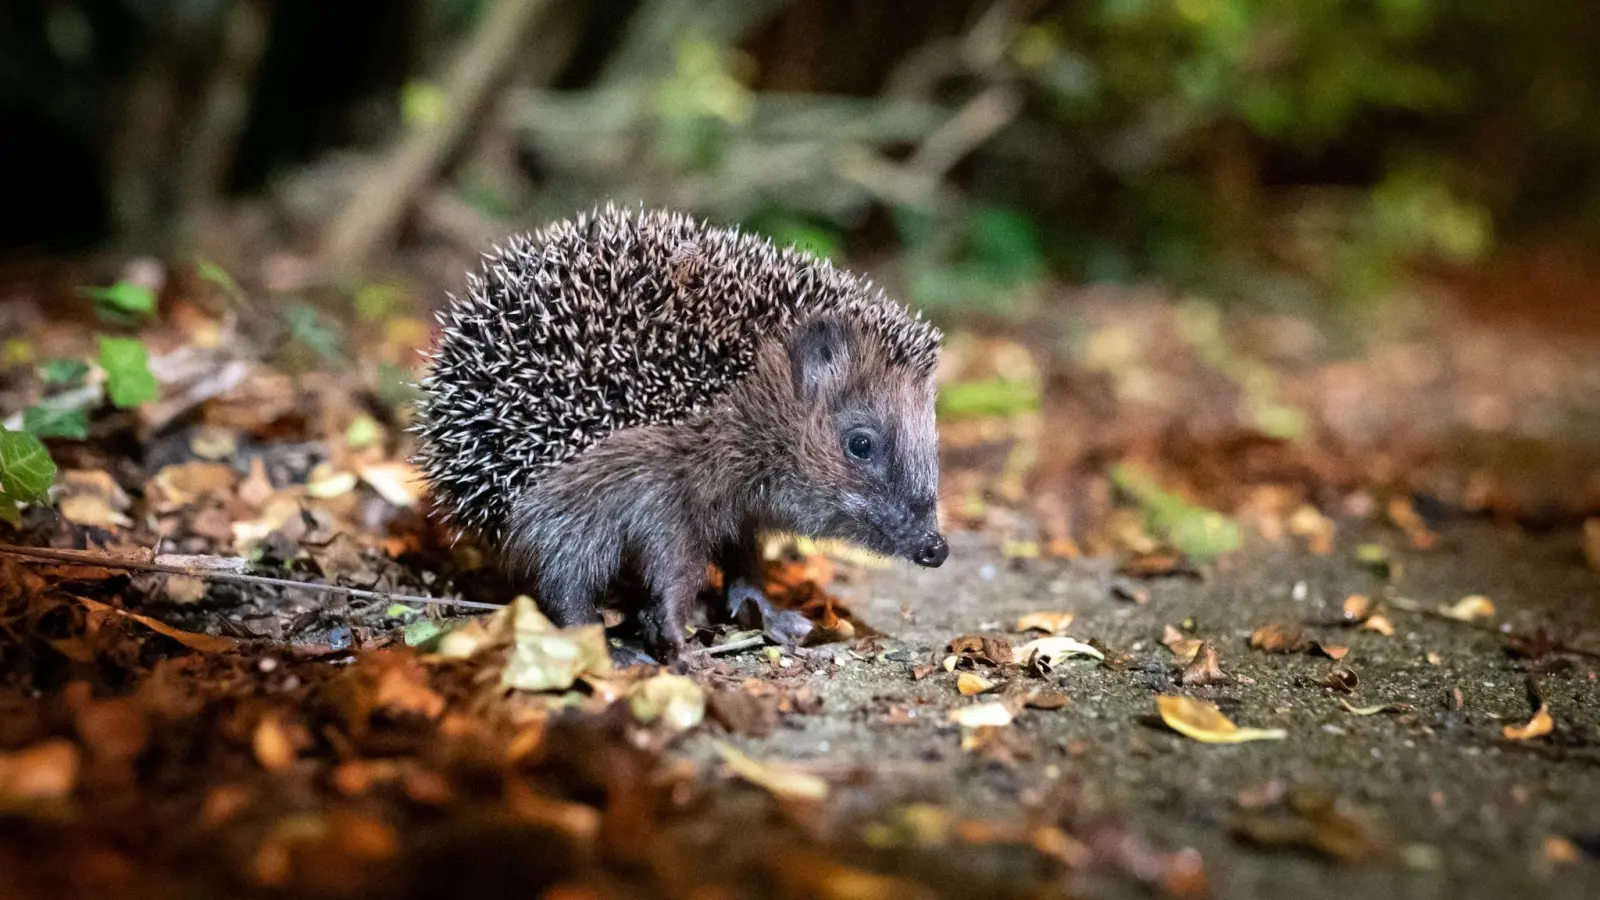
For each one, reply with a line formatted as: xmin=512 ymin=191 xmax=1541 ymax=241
xmin=913 ymin=532 xmax=948 ymax=568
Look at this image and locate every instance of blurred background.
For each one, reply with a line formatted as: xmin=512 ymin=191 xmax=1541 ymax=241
xmin=3 ymin=0 xmax=1600 ymax=555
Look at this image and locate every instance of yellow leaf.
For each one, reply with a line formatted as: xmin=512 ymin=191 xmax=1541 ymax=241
xmin=956 ymin=672 xmax=995 ymax=695
xmin=1156 ymin=695 xmax=1286 ymax=744
xmin=1016 ymin=636 xmax=1103 ymax=668
xmin=1439 ymin=595 xmax=1494 ymax=622
xmin=948 ymin=701 xmax=1013 ymax=729
xmin=628 ymin=674 xmax=706 ymax=732
xmin=1502 ymin=704 xmax=1554 ymax=741
xmin=713 ymin=741 xmax=827 ymax=801
xmin=500 ymin=596 xmax=612 ymax=692
xmin=1015 ymin=611 xmax=1075 ymax=634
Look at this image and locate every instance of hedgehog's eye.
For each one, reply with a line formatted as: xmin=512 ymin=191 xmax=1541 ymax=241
xmin=845 ymin=430 xmax=876 ymax=461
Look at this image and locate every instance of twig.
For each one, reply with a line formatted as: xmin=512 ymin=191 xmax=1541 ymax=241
xmin=0 ymin=543 xmax=502 ymax=612
xmin=319 ymin=0 xmax=558 ymax=270
xmin=689 ymin=635 xmax=768 ymax=657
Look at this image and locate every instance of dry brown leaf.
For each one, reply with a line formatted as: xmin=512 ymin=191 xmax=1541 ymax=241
xmin=1545 ymin=835 xmax=1581 ymax=865
xmin=1361 ymin=614 xmax=1395 ymax=636
xmin=1337 ymin=699 xmax=1412 ymax=716
xmin=956 ymin=672 xmax=996 ymax=695
xmin=949 ymin=701 xmax=1014 ymax=729
xmin=1015 ymin=611 xmax=1076 ymax=635
xmin=150 ymin=461 xmax=237 ymax=508
xmin=73 ymin=595 xmax=237 ymax=653
xmin=1341 ymin=594 xmax=1372 ymax=622
xmin=713 ymin=741 xmax=827 ymax=801
xmin=253 ymin=713 xmax=297 ymax=772
xmin=1156 ymin=696 xmax=1287 ymax=744
xmin=57 ymin=470 xmax=133 ymax=529
xmin=1502 ymin=704 xmax=1554 ymax=741
xmin=1162 ymin=624 xmax=1204 ymax=663
xmin=1181 ymin=642 xmax=1230 ymax=686
xmin=1584 ymin=519 xmax=1600 ymax=572
xmin=1288 ymin=505 xmax=1335 ymax=556
xmin=629 ymin=674 xmax=706 ymax=733
xmin=0 ymin=738 xmax=81 ymax=801
xmin=357 ymin=461 xmax=423 ymax=508
xmin=1016 ymin=636 xmax=1104 ymax=671
xmin=1249 ymin=622 xmax=1308 ymax=653
xmin=1309 ymin=641 xmax=1350 ymax=661
xmin=1439 ymin=595 xmax=1495 ymax=622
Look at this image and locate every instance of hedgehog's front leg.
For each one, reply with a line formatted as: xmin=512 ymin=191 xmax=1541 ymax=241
xmin=638 ymin=542 xmax=707 ymax=662
xmin=718 ymin=532 xmax=813 ymax=647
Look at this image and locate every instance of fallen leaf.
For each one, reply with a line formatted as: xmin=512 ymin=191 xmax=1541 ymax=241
xmin=1016 ymin=636 xmax=1104 ymax=672
xmin=1156 ymin=696 xmax=1287 ymax=743
xmin=1016 ymin=611 xmax=1076 ymax=635
xmin=949 ymin=701 xmax=1015 ymax=729
xmin=1181 ymin=642 xmax=1230 ymax=686
xmin=956 ymin=672 xmax=996 ymax=695
xmin=500 ymin=596 xmax=612 ymax=692
xmin=73 ymin=595 xmax=237 ymax=653
xmin=57 ymin=469 xmax=133 ymax=528
xmin=1337 ymin=699 xmax=1412 ymax=716
xmin=150 ymin=461 xmax=236 ymax=508
xmin=1162 ymin=624 xmax=1204 ymax=663
xmin=1288 ymin=505 xmax=1335 ymax=555
xmin=1361 ymin=614 xmax=1395 ymax=636
xmin=0 ymin=738 xmax=81 ymax=801
xmin=253 ymin=712 xmax=298 ymax=772
xmin=1020 ymin=687 xmax=1071 ymax=710
xmin=188 ymin=426 xmax=238 ymax=460
xmin=1317 ymin=666 xmax=1360 ymax=693
xmin=1309 ymin=641 xmax=1350 ymax=661
xmin=1440 ymin=595 xmax=1495 ymax=622
xmin=1584 ymin=519 xmax=1600 ymax=572
xmin=358 ymin=461 xmax=423 ymax=508
xmin=1545 ymin=835 xmax=1581 ymax=865
xmin=629 ymin=674 xmax=706 ymax=733
xmin=1231 ymin=789 xmax=1388 ymax=862
xmin=305 ymin=464 xmax=357 ymax=499
xmin=713 ymin=741 xmax=827 ymax=801
xmin=708 ymin=689 xmax=779 ymax=737
xmin=1341 ymin=594 xmax=1372 ymax=622
xmin=1249 ymin=623 xmax=1308 ymax=653
xmin=1502 ymin=704 xmax=1554 ymax=740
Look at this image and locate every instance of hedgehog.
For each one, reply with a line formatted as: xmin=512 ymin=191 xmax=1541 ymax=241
xmin=412 ymin=205 xmax=947 ymax=662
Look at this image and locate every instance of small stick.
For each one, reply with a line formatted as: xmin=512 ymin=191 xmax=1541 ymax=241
xmin=690 ymin=635 xmax=769 ymax=657
xmin=0 ymin=543 xmax=503 ymax=611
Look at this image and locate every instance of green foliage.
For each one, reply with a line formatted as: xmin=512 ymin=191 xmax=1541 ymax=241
xmin=196 ymin=259 xmax=247 ymax=306
xmin=937 ymin=378 xmax=1042 ymax=420
xmin=38 ymin=358 xmax=89 ymax=387
xmin=1111 ymin=463 xmax=1242 ymax=561
xmin=284 ymin=302 xmax=346 ymax=364
xmin=0 ymin=425 xmax=56 ymax=523
xmin=97 ymin=336 xmax=159 ymax=409
xmin=81 ymin=281 xmax=156 ymax=323
xmin=898 ymin=205 xmax=1046 ymax=317
xmin=22 ymin=401 xmax=89 ymax=440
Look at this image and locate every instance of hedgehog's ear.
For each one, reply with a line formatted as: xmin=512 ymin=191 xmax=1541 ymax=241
xmin=787 ymin=315 xmax=854 ymax=405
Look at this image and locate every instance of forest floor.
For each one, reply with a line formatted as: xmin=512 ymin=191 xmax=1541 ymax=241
xmin=1 ymin=257 xmax=1598 ymax=899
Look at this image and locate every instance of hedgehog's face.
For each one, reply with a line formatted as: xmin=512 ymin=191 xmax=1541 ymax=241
xmin=787 ymin=317 xmax=947 ymax=568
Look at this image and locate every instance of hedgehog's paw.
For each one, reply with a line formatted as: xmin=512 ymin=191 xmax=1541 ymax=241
xmin=607 ymin=640 xmax=661 ymax=669
xmin=728 ymin=581 xmax=813 ymax=648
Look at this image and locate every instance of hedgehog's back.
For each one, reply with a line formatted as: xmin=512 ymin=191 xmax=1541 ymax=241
xmin=411 ymin=206 xmax=936 ymax=541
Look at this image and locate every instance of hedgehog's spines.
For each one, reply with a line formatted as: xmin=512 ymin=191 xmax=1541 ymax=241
xmin=413 ymin=205 xmax=940 ymax=538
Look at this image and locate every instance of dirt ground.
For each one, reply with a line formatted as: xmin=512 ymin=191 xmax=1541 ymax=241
xmin=692 ymin=522 xmax=1600 ymax=899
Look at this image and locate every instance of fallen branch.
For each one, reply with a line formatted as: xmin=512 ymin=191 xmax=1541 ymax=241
xmin=690 ymin=635 xmax=767 ymax=657
xmin=0 ymin=543 xmax=502 ymax=612
xmin=319 ymin=0 xmax=558 ymax=270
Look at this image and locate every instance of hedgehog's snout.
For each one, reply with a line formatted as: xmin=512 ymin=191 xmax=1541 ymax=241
xmin=912 ymin=531 xmax=948 ymax=568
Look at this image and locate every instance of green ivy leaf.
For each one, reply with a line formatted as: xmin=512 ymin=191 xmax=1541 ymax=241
xmin=38 ymin=358 xmax=90 ymax=387
xmin=0 ymin=426 xmax=57 ymax=505
xmin=81 ymin=281 xmax=157 ymax=317
xmin=196 ymin=259 xmax=247 ymax=305
xmin=97 ymin=337 xmax=159 ymax=409
xmin=22 ymin=402 xmax=89 ymax=440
